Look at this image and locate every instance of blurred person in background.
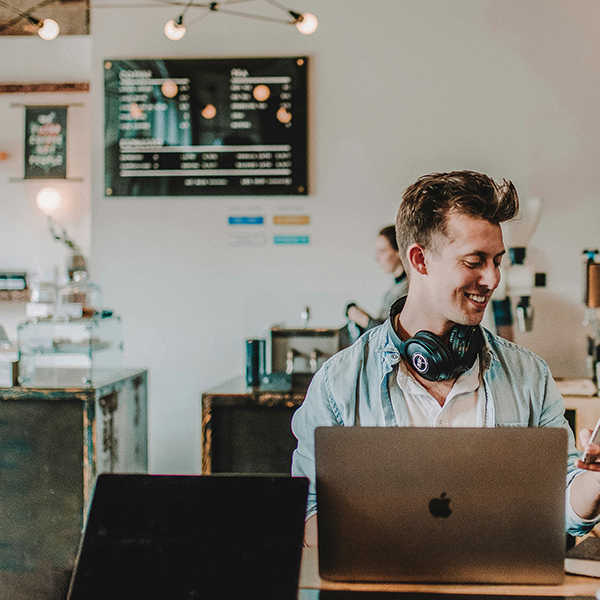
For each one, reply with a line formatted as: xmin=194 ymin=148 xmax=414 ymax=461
xmin=341 ymin=225 xmax=408 ymax=348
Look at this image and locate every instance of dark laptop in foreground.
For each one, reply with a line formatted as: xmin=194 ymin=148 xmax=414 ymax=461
xmin=66 ymin=473 xmax=309 ymax=600
xmin=315 ymin=426 xmax=568 ymax=585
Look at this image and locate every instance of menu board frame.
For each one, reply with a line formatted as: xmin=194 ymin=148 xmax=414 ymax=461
xmin=104 ymin=57 xmax=308 ymax=197
xmin=24 ymin=106 xmax=67 ymax=180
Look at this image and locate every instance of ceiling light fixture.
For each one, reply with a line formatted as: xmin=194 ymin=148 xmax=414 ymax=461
xmin=0 ymin=0 xmax=61 ymax=40
xmin=164 ymin=0 xmax=195 ymax=41
xmin=162 ymin=0 xmax=317 ymax=42
xmin=164 ymin=15 xmax=186 ymax=41
xmin=36 ymin=17 xmax=60 ymax=40
xmin=288 ymin=10 xmax=318 ymax=35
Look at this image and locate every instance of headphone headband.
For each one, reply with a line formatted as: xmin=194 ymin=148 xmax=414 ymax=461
xmin=389 ymin=296 xmax=483 ymax=382
xmin=399 ymin=325 xmax=482 ymax=382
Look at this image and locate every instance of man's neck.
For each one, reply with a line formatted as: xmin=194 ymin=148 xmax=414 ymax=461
xmin=392 ymin=298 xmax=457 ymax=407
xmin=393 ymin=293 xmax=453 ymax=342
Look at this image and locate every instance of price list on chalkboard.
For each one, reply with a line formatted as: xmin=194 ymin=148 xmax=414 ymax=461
xmin=104 ymin=57 xmax=308 ymax=197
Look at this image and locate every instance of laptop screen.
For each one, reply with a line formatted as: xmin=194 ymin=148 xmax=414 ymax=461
xmin=67 ymin=473 xmax=308 ymax=600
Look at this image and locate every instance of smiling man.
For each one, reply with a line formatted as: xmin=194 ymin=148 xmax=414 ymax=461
xmin=291 ymin=170 xmax=600 ymax=547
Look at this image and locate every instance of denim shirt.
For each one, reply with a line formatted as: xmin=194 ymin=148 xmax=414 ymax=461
xmin=291 ymin=316 xmax=599 ymax=536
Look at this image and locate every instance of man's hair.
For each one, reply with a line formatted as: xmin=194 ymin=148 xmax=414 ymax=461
xmin=395 ymin=170 xmax=519 ymax=266
xmin=378 ymin=225 xmax=399 ymax=252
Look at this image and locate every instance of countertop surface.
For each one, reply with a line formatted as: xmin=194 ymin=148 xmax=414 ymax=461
xmin=202 ymin=372 xmax=312 ymax=400
xmin=0 ymin=367 xmax=147 ymax=398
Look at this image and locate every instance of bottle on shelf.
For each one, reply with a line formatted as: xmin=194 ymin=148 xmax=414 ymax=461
xmin=26 ymin=270 xmax=57 ymax=319
xmin=57 ymin=270 xmax=102 ymax=319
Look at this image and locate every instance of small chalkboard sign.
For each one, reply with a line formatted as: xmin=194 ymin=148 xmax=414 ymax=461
xmin=104 ymin=57 xmax=308 ymax=197
xmin=24 ymin=106 xmax=67 ymax=179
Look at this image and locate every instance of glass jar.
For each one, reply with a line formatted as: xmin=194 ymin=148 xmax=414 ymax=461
xmin=67 ymin=252 xmax=87 ymax=282
xmin=56 ymin=271 xmax=102 ymax=318
xmin=26 ymin=274 xmax=58 ymax=319
xmin=30 ymin=279 xmax=57 ymax=305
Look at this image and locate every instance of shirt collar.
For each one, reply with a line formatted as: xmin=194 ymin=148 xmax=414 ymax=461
xmin=397 ymin=354 xmax=481 ymax=396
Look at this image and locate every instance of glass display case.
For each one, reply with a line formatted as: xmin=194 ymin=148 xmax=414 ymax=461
xmin=17 ymin=314 xmax=123 ymax=387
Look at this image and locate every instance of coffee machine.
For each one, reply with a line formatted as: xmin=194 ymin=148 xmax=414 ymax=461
xmin=583 ymin=249 xmax=600 ymax=382
xmin=494 ymin=197 xmax=544 ymax=338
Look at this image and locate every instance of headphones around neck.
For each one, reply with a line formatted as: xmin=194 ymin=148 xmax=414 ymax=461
xmin=398 ymin=325 xmax=483 ymax=382
xmin=389 ymin=296 xmax=484 ymax=382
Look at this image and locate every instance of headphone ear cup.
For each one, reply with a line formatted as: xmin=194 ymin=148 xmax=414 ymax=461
xmin=400 ymin=330 xmax=456 ymax=382
xmin=448 ymin=326 xmax=483 ymax=373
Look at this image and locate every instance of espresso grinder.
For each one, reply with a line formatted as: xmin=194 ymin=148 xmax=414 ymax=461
xmin=583 ymin=249 xmax=600 ymax=382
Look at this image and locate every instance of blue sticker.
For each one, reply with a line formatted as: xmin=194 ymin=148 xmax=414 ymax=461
xmin=228 ymin=216 xmax=264 ymax=225
xmin=273 ymin=235 xmax=309 ymax=245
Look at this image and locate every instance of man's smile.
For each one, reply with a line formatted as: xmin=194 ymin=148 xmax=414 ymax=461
xmin=465 ymin=292 xmax=489 ymax=306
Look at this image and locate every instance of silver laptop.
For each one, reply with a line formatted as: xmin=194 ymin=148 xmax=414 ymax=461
xmin=315 ymin=426 xmax=567 ymax=585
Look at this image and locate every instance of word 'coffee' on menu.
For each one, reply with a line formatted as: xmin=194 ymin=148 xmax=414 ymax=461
xmin=104 ymin=57 xmax=308 ymax=197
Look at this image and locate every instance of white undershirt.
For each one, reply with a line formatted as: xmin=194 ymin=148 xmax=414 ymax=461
xmin=390 ymin=356 xmax=486 ymax=427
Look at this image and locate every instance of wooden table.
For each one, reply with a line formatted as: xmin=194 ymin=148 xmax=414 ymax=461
xmin=298 ymin=547 xmax=600 ymax=596
xmin=201 ymin=373 xmax=310 ymax=474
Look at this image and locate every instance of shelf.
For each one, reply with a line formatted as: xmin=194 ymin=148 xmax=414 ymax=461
xmin=22 ymin=340 xmax=113 ymax=355
xmin=555 ymin=378 xmax=597 ymax=397
xmin=0 ymin=289 xmax=29 ymax=302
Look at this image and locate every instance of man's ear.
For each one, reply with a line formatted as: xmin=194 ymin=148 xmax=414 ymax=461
xmin=407 ymin=243 xmax=428 ymax=275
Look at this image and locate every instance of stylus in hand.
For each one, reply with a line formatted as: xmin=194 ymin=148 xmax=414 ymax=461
xmin=581 ymin=415 xmax=600 ymax=464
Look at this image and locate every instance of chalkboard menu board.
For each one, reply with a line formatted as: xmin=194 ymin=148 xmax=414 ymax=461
xmin=24 ymin=106 xmax=67 ymax=179
xmin=104 ymin=57 xmax=308 ymax=197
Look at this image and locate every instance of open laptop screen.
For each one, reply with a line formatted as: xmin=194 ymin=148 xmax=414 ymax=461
xmin=67 ymin=473 xmax=308 ymax=600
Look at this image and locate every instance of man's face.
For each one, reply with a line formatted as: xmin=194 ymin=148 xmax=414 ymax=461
xmin=421 ymin=213 xmax=505 ymax=330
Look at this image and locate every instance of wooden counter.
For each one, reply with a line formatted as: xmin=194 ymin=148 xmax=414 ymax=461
xmin=0 ymin=369 xmax=148 ymax=600
xmin=200 ymin=376 xmax=600 ymax=472
xmin=201 ymin=373 xmax=310 ymax=474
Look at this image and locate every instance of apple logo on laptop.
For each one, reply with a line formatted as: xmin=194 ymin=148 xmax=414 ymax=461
xmin=428 ymin=492 xmax=452 ymax=518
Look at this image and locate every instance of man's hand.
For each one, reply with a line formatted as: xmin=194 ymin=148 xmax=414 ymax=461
xmin=575 ymin=428 xmax=600 ymax=472
xmin=571 ymin=429 xmax=600 ymax=520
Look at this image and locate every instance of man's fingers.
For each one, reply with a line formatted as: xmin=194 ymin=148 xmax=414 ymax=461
xmin=580 ymin=428 xmax=593 ymax=446
xmin=583 ymin=443 xmax=600 ymax=457
xmin=577 ymin=459 xmax=600 ymax=472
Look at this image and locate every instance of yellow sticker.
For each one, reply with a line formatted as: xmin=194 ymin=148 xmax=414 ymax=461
xmin=273 ymin=215 xmax=310 ymax=225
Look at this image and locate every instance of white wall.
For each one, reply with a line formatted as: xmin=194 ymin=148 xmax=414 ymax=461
xmin=0 ymin=36 xmax=92 ymax=337
xmin=2 ymin=1 xmax=600 ymax=474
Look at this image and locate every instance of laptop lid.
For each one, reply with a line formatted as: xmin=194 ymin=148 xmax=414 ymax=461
xmin=67 ymin=473 xmax=308 ymax=600
xmin=315 ymin=426 xmax=567 ymax=584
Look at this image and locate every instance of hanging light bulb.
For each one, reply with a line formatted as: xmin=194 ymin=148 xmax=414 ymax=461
xmin=37 ymin=18 xmax=60 ymax=41
xmin=164 ymin=16 xmax=186 ymax=41
xmin=293 ymin=12 xmax=318 ymax=35
xmin=36 ymin=187 xmax=61 ymax=214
